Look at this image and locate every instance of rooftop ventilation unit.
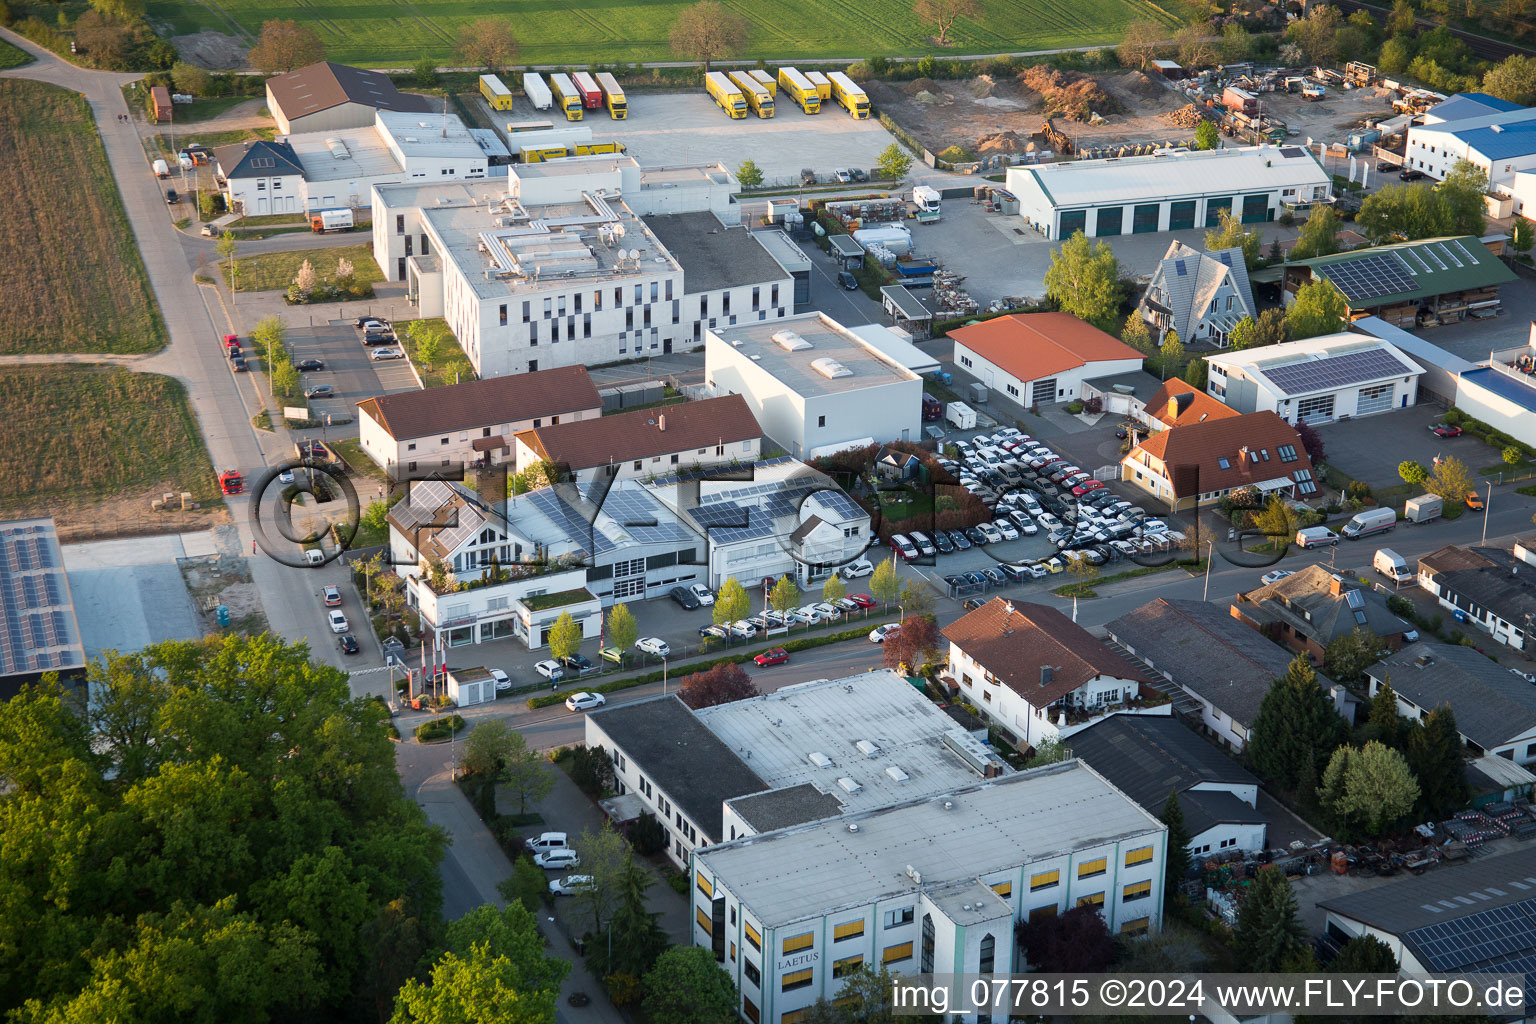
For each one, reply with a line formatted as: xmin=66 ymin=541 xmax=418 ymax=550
xmin=810 ymin=357 xmax=852 ymax=379
xmin=855 ymin=739 xmax=881 ymax=758
xmin=325 ymin=138 xmax=349 ymax=160
xmin=836 ymin=776 xmax=863 ymax=794
xmin=772 ymin=330 xmax=812 ymax=351
xmin=906 ymin=865 xmax=923 ymax=885
xmin=808 ymin=751 xmax=833 ymax=768
xmin=885 ymin=765 xmax=910 ymax=783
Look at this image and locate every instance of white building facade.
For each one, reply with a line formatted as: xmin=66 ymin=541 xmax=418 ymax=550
xmin=1205 ymin=333 xmax=1422 ymax=423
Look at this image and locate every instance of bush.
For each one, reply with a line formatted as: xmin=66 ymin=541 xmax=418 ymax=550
xmin=1386 ymin=595 xmax=1414 ymax=617
xmin=1066 ymin=399 xmax=1085 ymax=414
xmin=414 ymin=714 xmax=465 ymax=742
xmin=666 ymin=872 xmax=689 ymax=895
xmin=630 ymin=812 xmax=667 ymax=855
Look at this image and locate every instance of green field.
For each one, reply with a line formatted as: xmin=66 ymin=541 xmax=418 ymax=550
xmin=146 ymin=0 xmax=1187 ymax=67
xmin=221 ymin=243 xmax=383 ymax=292
xmin=0 ymin=79 xmax=167 ymax=354
xmin=0 ymin=37 xmax=33 ymax=69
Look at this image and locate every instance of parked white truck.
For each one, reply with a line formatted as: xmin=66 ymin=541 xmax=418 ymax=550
xmin=1374 ymin=548 xmax=1413 ymax=584
xmin=523 ymin=72 xmax=553 ymax=111
xmin=945 ymin=402 xmax=976 ymax=430
xmin=1340 ymin=506 xmax=1396 ymax=539
xmin=1404 ymin=493 xmax=1442 ymax=524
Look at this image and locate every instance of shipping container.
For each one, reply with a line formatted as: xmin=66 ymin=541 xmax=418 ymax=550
xmin=806 ymin=70 xmax=832 ymax=99
xmin=777 ymin=67 xmax=821 ymax=113
xmin=571 ymin=71 xmax=603 ymax=109
xmin=150 ymin=85 xmax=173 ymax=122
xmin=728 ymin=70 xmax=774 ymax=118
xmin=479 ymin=74 xmax=513 ymax=110
xmin=594 ymin=72 xmax=627 ymax=119
xmin=827 ymin=71 xmax=870 ymax=119
xmin=750 ymin=69 xmax=776 ymax=96
xmin=522 ymin=72 xmax=553 ymax=111
xmin=547 ymin=73 xmax=584 ymax=120
xmin=705 ymin=71 xmax=747 ymax=119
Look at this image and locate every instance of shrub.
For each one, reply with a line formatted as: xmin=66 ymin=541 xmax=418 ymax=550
xmin=1067 ymin=399 xmax=1085 ymax=414
xmin=1083 ymin=396 xmax=1103 ymax=414
xmin=1386 ymin=595 xmax=1414 ymax=617
xmin=667 ymin=872 xmax=689 ymax=895
xmin=630 ymin=812 xmax=667 ymax=856
xmin=414 ymin=714 xmax=465 ymax=742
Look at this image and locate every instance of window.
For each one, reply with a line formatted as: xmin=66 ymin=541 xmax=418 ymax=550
xmin=1297 ymin=394 xmax=1335 ymax=420
xmin=1123 ymin=880 xmax=1152 ymax=903
xmin=1125 ymin=846 xmax=1154 ymax=867
xmin=1078 ymin=858 xmax=1107 ymax=879
xmin=771 ymin=283 xmax=779 ymax=305
xmin=1077 ymin=891 xmax=1105 ymax=908
xmin=1122 ymin=917 xmax=1151 ymax=935
xmin=744 ymin=958 xmax=760 ymax=985
xmin=960 ymin=355 xmax=973 ymax=368
xmin=920 ymin=914 xmax=935 ymax=973
xmin=744 ymin=922 xmax=761 ymax=951
xmin=833 ymin=920 xmax=864 ymax=941
xmin=1029 ymin=904 xmax=1058 ymax=924
xmin=696 ymin=872 xmax=712 ymax=898
xmin=992 ymin=881 xmax=1013 ymax=899
xmin=1216 ymin=457 xmax=1230 ymax=470
xmin=407 ymin=443 xmax=416 ymax=451
xmin=1030 ymin=870 xmax=1060 ymax=891
xmin=395 ymin=214 xmax=405 ymax=235
xmin=696 ymin=907 xmax=713 ymax=934
xmin=528 ymin=359 xmax=537 ymax=372
xmin=817 ymin=415 xmax=826 ymax=427
xmin=783 ymin=932 xmax=814 ymax=955
xmin=1278 ymin=444 xmax=1298 ymax=462
xmin=979 ymin=934 xmax=996 ymax=974
xmin=883 ymin=906 xmax=915 ymax=928
xmin=594 ymin=290 xmax=603 ymax=311
xmin=743 ymin=997 xmax=760 ymax=1023
xmin=833 ymin=954 xmax=864 ymax=979
xmin=782 ymin=969 xmax=814 ymax=992
xmin=752 ymin=286 xmax=760 ymax=310
xmin=883 ymin=941 xmax=913 ymax=964
xmin=530 ymin=322 xmax=538 ymax=344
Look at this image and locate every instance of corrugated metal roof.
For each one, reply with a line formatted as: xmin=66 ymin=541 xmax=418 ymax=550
xmin=1015 ymin=144 xmax=1329 ymax=208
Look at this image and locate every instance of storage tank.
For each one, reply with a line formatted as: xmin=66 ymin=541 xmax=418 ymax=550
xmin=852 ymin=225 xmax=912 ymax=255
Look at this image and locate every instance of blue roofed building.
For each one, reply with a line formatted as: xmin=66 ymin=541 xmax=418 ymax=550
xmin=1453 ymin=322 xmax=1536 ymax=455
xmin=1405 ymin=99 xmax=1536 ymax=186
xmin=1421 ymin=91 xmax=1523 ymax=125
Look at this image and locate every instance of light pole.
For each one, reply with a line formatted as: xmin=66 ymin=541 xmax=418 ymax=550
xmin=1483 ymin=481 xmax=1493 ymax=544
xmin=662 ymin=656 xmax=669 ymax=695
xmin=1203 ymin=539 xmax=1216 ymax=601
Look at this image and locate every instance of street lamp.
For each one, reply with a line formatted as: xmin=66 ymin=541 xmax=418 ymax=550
xmin=662 ymin=656 xmax=669 ymax=695
xmin=1483 ymin=482 xmax=1493 ymax=544
xmin=1202 ymin=538 xmax=1216 ymax=601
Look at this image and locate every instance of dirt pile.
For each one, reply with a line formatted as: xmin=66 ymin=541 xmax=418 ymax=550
xmin=1017 ymin=65 xmax=1119 ymax=122
xmin=968 ymin=75 xmax=997 ymax=98
xmin=975 ymin=130 xmax=1036 ymax=155
xmin=1162 ymin=104 xmax=1206 ymax=128
xmin=901 ymin=77 xmax=945 ymax=96
xmin=1117 ymin=71 xmax=1165 ymax=100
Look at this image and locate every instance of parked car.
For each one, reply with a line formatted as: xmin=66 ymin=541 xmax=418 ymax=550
xmin=835 ymin=167 xmax=852 ymax=183
xmin=933 ymin=531 xmax=954 ymax=554
xmin=600 ymin=646 xmax=624 ymax=663
xmin=635 ymin=637 xmax=670 ymax=657
xmin=1430 ymin=423 xmax=1463 ymax=438
xmin=754 ymin=647 xmax=789 ymax=667
xmin=1466 ymin=491 xmax=1485 ymax=511
xmin=948 ymin=529 xmax=972 ymax=550
xmin=295 ymin=359 xmax=325 ymax=372
xmin=890 ymin=534 xmax=919 ymax=560
xmin=322 ymin=584 xmax=342 ymax=606
xmin=964 ymin=526 xmax=990 ymax=546
xmin=533 ymin=849 xmax=581 ymax=870
xmin=811 ymin=602 xmax=838 ymax=619
xmin=840 ymin=557 xmax=874 ymax=578
xmin=848 ymin=593 xmax=875 ymax=608
xmin=669 ymin=585 xmax=700 ymax=610
xmin=795 ymin=604 xmax=823 ymax=624
xmin=1261 ymin=569 xmax=1295 ymax=585
xmin=850 ymin=167 xmax=867 ymax=182
xmin=338 ymin=634 xmax=359 ymax=655
xmin=564 ymin=692 xmax=606 ymax=712
xmin=688 ymin=584 xmax=715 ymax=605
xmin=534 ymin=659 xmax=565 ymax=682
xmin=489 ymin=669 xmax=511 ymax=691
xmin=729 ymin=620 xmax=759 ymax=639
xmin=1399 ymin=168 xmax=1426 ymax=181
xmin=370 ymin=347 xmax=404 ymax=361
xmin=165 ymin=189 xmax=179 ymax=204
xmin=838 ymin=270 xmax=859 ymax=291
xmin=698 ymin=623 xmax=728 ymax=640
xmin=1072 ymin=480 xmax=1105 ymax=497
xmin=560 ymin=653 xmax=595 ymax=676
xmin=326 ymin=609 xmax=348 ymax=633
xmin=963 ymin=598 xmax=985 ymax=611
xmin=304 ymin=385 xmax=334 ymax=399
xmin=549 ymin=875 xmax=596 ymax=896
xmin=994 ymin=519 xmax=1020 ymax=541
xmin=835 ymin=597 xmax=860 ymax=612
xmin=869 ymin=623 xmax=901 ymax=643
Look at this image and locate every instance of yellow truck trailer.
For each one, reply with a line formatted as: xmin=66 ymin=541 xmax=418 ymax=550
xmin=750 ymin=69 xmax=776 ymax=96
xmin=595 ymin=71 xmax=627 ymax=119
xmin=705 ymin=70 xmax=747 ymax=119
xmin=777 ymin=67 xmax=821 ymax=113
xmin=728 ymin=71 xmax=774 ymax=118
xmin=827 ymin=71 xmax=870 ymax=118
xmin=479 ymin=74 xmax=513 ymax=110
xmin=547 ymin=72 xmax=584 ymax=121
xmin=806 ymin=70 xmax=832 ymax=100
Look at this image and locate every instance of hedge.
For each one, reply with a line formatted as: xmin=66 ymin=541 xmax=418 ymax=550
xmin=525 ymin=626 xmax=875 ymax=709
xmin=414 ymin=714 xmax=465 ymax=742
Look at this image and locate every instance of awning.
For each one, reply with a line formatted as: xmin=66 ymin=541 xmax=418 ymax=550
xmin=471 ymin=436 xmax=509 ymax=452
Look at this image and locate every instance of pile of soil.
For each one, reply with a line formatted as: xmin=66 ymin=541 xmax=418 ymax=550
xmin=1162 ymin=104 xmax=1206 ymax=128
xmin=1117 ymin=70 xmax=1165 ymax=100
xmin=975 ymin=130 xmax=1036 ymax=155
xmin=968 ymin=75 xmax=998 ymax=98
xmin=901 ymin=77 xmax=945 ymax=96
xmin=1017 ymin=64 xmax=1120 ymax=122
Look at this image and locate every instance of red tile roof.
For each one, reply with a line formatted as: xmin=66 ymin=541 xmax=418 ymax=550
xmin=516 ymin=394 xmax=762 ymax=471
xmin=941 ymin=598 xmax=1145 ymax=706
xmin=357 ymin=365 xmax=601 ymax=441
xmin=1129 ymin=410 xmax=1312 ymax=499
xmin=948 ymin=312 xmax=1144 ymax=380
xmin=1144 ymin=379 xmax=1241 ymax=428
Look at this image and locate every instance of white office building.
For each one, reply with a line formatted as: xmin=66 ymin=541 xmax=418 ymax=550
xmin=704 ymin=312 xmax=923 ymax=459
xmin=692 ymin=760 xmax=1167 ymax=1024
xmin=1006 ymin=145 xmax=1332 ymax=239
xmin=1204 ymin=333 xmax=1422 ymax=424
xmin=1404 ymin=103 xmax=1536 ymax=186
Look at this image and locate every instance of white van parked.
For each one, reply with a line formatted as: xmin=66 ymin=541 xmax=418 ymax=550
xmin=1374 ymin=548 xmax=1413 ymax=584
xmin=1295 ymin=526 xmax=1338 ymax=548
xmin=1341 ymin=506 xmax=1397 ymax=540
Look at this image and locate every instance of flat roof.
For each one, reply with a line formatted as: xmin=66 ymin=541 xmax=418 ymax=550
xmin=708 ymin=311 xmax=919 ymax=396
xmin=285 ymin=126 xmax=402 ymax=183
xmin=0 ymin=518 xmax=85 ymax=680
xmin=880 ymin=284 xmax=932 ymax=321
xmin=639 ymin=164 xmax=733 ymax=189
xmin=644 ymin=212 xmax=788 ymax=294
xmin=511 ymin=155 xmax=635 ymax=179
xmin=694 ymin=671 xmax=1008 ymax=821
xmin=1351 ymin=316 xmax=1476 ymax=375
xmin=1461 ymin=365 xmax=1536 ymax=413
xmin=1010 ymin=145 xmax=1329 ymax=208
xmin=847 ymin=323 xmax=939 ymax=373
xmin=695 ymin=759 xmax=1163 ymax=928
xmin=376 ymin=110 xmax=487 ymax=161
xmin=750 ymin=230 xmax=813 ymax=274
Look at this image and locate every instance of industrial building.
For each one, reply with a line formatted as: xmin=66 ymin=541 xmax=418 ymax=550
xmin=703 ymin=312 xmax=924 ymax=459
xmin=1204 ymin=333 xmax=1423 ymax=424
xmin=264 ymin=61 xmax=432 ymax=136
xmin=1416 ymin=543 xmax=1536 ymax=654
xmin=1404 ymin=100 xmax=1536 ymax=186
xmin=949 ymin=312 xmax=1145 ymax=408
xmin=0 ymin=518 xmax=85 ymax=699
xmin=691 ymin=760 xmax=1167 ymax=1024
xmin=1448 ymin=325 xmax=1536 ymax=454
xmin=1366 ymin=645 xmax=1536 ymax=765
xmin=1005 ymin=145 xmax=1331 ymax=239
xmin=1282 ymin=236 xmax=1513 ymax=330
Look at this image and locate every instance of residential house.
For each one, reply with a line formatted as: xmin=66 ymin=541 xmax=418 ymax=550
xmin=1366 ymin=644 xmax=1536 ymax=765
xmin=949 ymin=312 xmax=1144 ymax=408
xmin=1120 ymin=410 xmax=1317 ymax=511
xmin=1138 ymin=242 xmax=1255 ymax=347
xmin=874 ymin=448 xmax=921 ymax=483
xmin=940 ymin=597 xmax=1162 ymax=752
xmin=1416 ymin=543 xmax=1536 ymax=653
xmin=212 ymin=140 xmax=306 ymax=217
xmin=1139 ymin=379 xmax=1241 ymax=433
xmin=1232 ymin=564 xmax=1419 ymax=665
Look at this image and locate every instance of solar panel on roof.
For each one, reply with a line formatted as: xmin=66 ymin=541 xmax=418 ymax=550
xmin=1405 ymin=897 xmax=1536 ymax=972
xmin=1216 ymin=251 xmax=1233 ymax=266
xmin=1318 ymin=253 xmax=1418 ymax=302
xmin=1175 ymin=259 xmax=1188 ymax=277
xmin=1453 ymin=239 xmax=1479 ymax=264
xmin=1436 ymin=242 xmax=1463 ymax=268
xmin=1260 ymin=348 xmax=1408 ymax=395
xmin=1423 ymin=245 xmax=1448 ymax=271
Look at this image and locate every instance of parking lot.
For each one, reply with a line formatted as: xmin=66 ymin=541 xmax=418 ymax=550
xmin=278 ymin=319 xmax=419 ymax=427
xmin=1315 ymin=405 xmax=1499 ymax=490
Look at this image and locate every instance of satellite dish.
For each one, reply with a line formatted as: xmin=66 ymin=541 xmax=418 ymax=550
xmin=613 ymin=223 xmax=627 ymax=238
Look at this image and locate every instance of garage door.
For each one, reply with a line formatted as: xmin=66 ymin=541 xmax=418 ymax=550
xmin=1356 ymin=383 xmax=1394 ymax=416
xmin=1031 ymin=378 xmax=1056 ymax=405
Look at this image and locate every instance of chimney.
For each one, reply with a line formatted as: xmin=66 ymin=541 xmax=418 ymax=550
xmin=657 ymin=414 xmax=666 ymax=432
xmin=1039 ymin=666 xmax=1053 ymax=688
xmin=1329 ymin=573 xmax=1347 ymax=597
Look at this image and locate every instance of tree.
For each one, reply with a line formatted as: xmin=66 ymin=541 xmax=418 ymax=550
xmin=1398 ymin=460 xmax=1428 ymax=485
xmin=824 ymin=964 xmax=904 ymax=1022
xmin=571 ymin=823 xmax=628 ymax=934
xmin=1160 ymin=789 xmax=1191 ymax=892
xmin=606 ymin=604 xmax=638 ymax=655
xmin=1017 ymin=905 xmax=1115 ymax=973
xmin=1025 ymin=738 xmax=1070 ymax=768
xmin=1182 ymin=356 xmax=1208 ymax=389
xmin=875 ymin=142 xmax=913 ymax=181
xmin=172 ymin=60 xmax=212 ymax=95
xmin=1295 ymin=418 xmax=1325 ymax=465
xmin=587 ymin=848 xmax=669 ymax=981
xmin=1332 ymin=935 xmax=1399 ymax=974
xmin=1235 ymin=866 xmax=1306 ymax=973
xmin=1513 ymin=217 xmax=1535 ymax=255
xmin=1505 ymin=445 xmax=1525 ymax=465
xmin=736 ymin=159 xmax=763 ymax=189
xmin=1159 ymin=329 xmax=1184 ymax=374
xmin=1194 ymin=118 xmax=1219 ymax=151
xmin=1231 ymin=307 xmax=1287 ymax=351
xmin=1044 ymin=231 xmax=1122 ymax=331
xmin=1378 ymin=34 xmax=1414 ymax=74
xmin=391 ymin=902 xmax=568 ymax=1024
xmin=870 ymin=555 xmax=901 ymax=609
xmin=88 ymin=0 xmax=144 ymax=22
xmin=769 ymin=574 xmax=800 ymax=616
xmin=1220 ymin=23 xmax=1252 ymax=62
xmin=1174 ymin=22 xmax=1218 ymax=68
xmin=678 ymin=662 xmax=760 ymax=709
xmin=1406 ymin=705 xmax=1469 ymax=817
xmin=498 ymin=855 xmax=548 ymax=913
xmin=567 ymin=744 xmax=614 ymax=798
xmin=248 ymin=19 xmax=325 ymax=74
xmin=546 ymin=611 xmax=581 ymax=664
xmin=821 ymin=574 xmax=846 ymax=605
xmin=1117 ymin=19 xmax=1164 ymax=70
xmin=445 ymin=357 xmax=472 ymax=385
xmin=252 ymin=314 xmax=287 ymax=355
xmin=1426 ymin=455 xmax=1474 ymax=504
xmin=1290 ymin=205 xmax=1342 ymax=261
xmin=1287 ymin=278 xmax=1349 ymax=340
xmin=1122 ymin=311 xmax=1153 ymax=352
xmin=1252 ymin=494 xmax=1298 ymax=540
xmin=1388 ymin=0 xmax=1417 ymax=34
xmin=1324 ymin=625 xmax=1385 ymax=683
xmin=416 ymin=329 xmax=443 ymax=369
xmin=713 ymin=577 xmax=750 ymax=626
xmin=914 ymin=0 xmax=979 ymax=45
xmin=455 ymin=16 xmax=518 ymax=74
xmin=411 ymin=55 xmax=438 ymax=88
xmin=217 ymin=229 xmax=239 ymax=283
xmin=293 ymin=257 xmax=317 ymax=295
xmin=642 ymin=946 xmax=739 ymax=1024
xmin=1484 ymin=53 xmax=1536 ymax=105
xmin=1364 ymin=679 xmax=1407 ymax=749
xmin=1287 ymin=3 xmax=1343 ymax=63
xmin=883 ymin=614 xmax=939 ymax=673
xmin=898 ymin=579 xmax=934 ymax=619
xmin=272 ymin=359 xmax=300 ymax=398
xmin=1065 ymin=551 xmax=1099 ymax=582
xmin=460 ymin=717 xmax=523 ymax=780
xmin=1248 ymin=654 xmax=1350 ymax=791
xmin=1320 ymin=741 xmax=1420 ymax=838
xmin=500 ymin=730 xmax=554 ymax=815
xmin=668 ymin=0 xmax=748 ymax=73
xmin=1205 ymin=209 xmax=1262 ymax=269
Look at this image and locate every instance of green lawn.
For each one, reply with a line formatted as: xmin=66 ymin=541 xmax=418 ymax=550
xmin=395 ymin=317 xmax=478 ymax=388
xmin=171 ymin=95 xmax=257 ymax=123
xmin=222 ymin=243 xmax=383 ymax=293
xmin=144 ymin=0 xmax=1187 ymax=66
xmin=0 ymin=79 xmax=167 ymax=354
xmin=0 ymin=37 xmax=33 ymax=69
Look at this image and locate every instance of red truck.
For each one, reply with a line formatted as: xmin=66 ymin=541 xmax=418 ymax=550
xmin=218 ymin=469 xmax=244 ymax=496
xmin=572 ymin=71 xmax=603 ymax=110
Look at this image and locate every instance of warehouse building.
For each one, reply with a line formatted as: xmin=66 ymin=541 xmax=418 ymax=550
xmin=1282 ymin=236 xmax=1513 ymax=330
xmin=1404 ymin=102 xmax=1536 ymax=185
xmin=264 ymin=61 xmax=431 ymax=135
xmin=949 ymin=312 xmax=1144 ymax=408
xmin=692 ymin=760 xmax=1167 ymax=1024
xmin=704 ymin=312 xmax=923 ymax=459
xmin=1204 ymin=333 xmax=1423 ymax=423
xmin=0 ymin=518 xmax=85 ymax=700
xmin=1366 ymin=644 xmax=1536 ymax=765
xmin=1005 ymin=145 xmax=1332 ymax=239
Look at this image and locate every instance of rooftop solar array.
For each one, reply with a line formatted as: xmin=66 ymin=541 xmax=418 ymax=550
xmin=1257 ymin=348 xmax=1411 ymax=396
xmin=1406 ymin=898 xmax=1536 ymax=972
xmin=0 ymin=520 xmax=83 ymax=676
xmin=526 ymin=487 xmax=613 ymax=555
xmin=1317 ymin=252 xmax=1418 ymax=301
xmin=650 ymin=455 xmax=797 ymax=489
xmin=805 ymin=489 xmax=864 ymax=522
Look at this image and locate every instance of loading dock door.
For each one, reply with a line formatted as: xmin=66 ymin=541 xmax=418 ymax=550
xmin=1031 ymin=378 xmax=1056 ymax=405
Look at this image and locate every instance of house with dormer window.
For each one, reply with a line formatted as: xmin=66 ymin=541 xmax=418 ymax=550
xmin=1138 ymin=243 xmax=1254 ymax=348
xmin=1120 ymin=410 xmax=1317 ymax=512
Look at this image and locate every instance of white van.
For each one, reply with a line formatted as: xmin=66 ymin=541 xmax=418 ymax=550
xmin=1374 ymin=548 xmax=1412 ymax=583
xmin=1295 ymin=526 xmax=1338 ymax=548
xmin=527 ymin=832 xmax=568 ymax=852
xmin=909 ymin=531 xmax=936 ymax=557
xmin=1341 ymin=507 xmax=1397 ymax=540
